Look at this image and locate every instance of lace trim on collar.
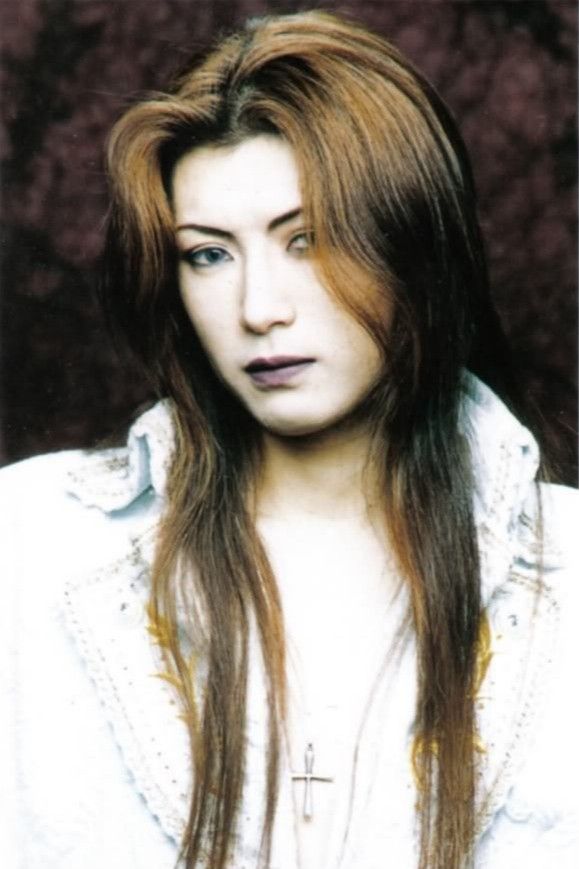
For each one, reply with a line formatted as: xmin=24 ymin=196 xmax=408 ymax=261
xmin=66 ymin=399 xmax=175 ymax=512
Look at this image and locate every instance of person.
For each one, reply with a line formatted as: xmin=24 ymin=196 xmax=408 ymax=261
xmin=0 ymin=10 xmax=577 ymax=869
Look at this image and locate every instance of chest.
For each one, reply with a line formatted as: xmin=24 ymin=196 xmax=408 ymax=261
xmin=257 ymin=516 xmax=403 ymax=732
xmin=256 ymin=517 xmax=410 ymax=867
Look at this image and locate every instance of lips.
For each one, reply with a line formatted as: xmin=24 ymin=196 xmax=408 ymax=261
xmin=244 ymin=355 xmax=315 ymax=387
xmin=244 ymin=355 xmax=314 ymax=373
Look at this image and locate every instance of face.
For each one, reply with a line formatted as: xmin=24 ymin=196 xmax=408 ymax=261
xmin=172 ymin=135 xmax=385 ymax=438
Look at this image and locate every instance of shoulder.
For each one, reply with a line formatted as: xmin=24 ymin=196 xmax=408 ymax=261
xmin=0 ymin=449 xmax=107 ymax=557
xmin=0 ymin=446 xmax=146 ymax=548
xmin=0 ymin=448 xmax=85 ymax=501
xmin=0 ymin=400 xmax=176 ymax=588
xmin=476 ymin=481 xmax=578 ymax=865
xmin=496 ymin=481 xmax=578 ymax=861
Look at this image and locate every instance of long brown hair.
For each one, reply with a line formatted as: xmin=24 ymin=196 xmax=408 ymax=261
xmin=102 ymin=11 xmax=534 ymax=868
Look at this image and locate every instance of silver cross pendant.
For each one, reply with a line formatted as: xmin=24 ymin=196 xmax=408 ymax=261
xmin=291 ymin=742 xmax=333 ymax=820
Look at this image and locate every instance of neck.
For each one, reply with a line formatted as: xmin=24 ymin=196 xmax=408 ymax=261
xmin=255 ymin=419 xmax=381 ymax=524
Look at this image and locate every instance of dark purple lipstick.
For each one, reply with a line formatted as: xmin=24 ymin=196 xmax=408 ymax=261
xmin=244 ymin=355 xmax=314 ymax=387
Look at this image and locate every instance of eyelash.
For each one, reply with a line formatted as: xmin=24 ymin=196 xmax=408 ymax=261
xmin=181 ymin=247 xmax=231 ymax=269
xmin=181 ymin=230 xmax=314 ymax=270
xmin=289 ymin=230 xmax=314 ymax=253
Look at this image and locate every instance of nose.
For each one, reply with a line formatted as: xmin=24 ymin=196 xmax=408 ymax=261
xmin=240 ymin=251 xmax=295 ymax=334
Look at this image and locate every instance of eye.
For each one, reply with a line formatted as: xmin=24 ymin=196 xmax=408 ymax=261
xmin=288 ymin=230 xmax=314 ymax=255
xmin=181 ymin=246 xmax=232 ymax=269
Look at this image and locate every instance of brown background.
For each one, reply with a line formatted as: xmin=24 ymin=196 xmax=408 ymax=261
xmin=1 ymin=0 xmax=577 ymax=482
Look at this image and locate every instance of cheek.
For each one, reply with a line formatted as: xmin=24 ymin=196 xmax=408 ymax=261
xmin=180 ymin=285 xmax=217 ymax=340
xmin=327 ymin=309 xmax=384 ymax=377
xmin=179 ymin=267 xmax=238 ymax=343
xmin=342 ymin=338 xmax=384 ymax=401
xmin=351 ymin=345 xmax=384 ymax=392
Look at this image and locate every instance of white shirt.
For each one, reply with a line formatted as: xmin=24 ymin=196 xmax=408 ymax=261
xmin=0 ymin=375 xmax=577 ymax=868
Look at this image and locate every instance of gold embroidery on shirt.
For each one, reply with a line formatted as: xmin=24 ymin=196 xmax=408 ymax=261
xmin=411 ymin=611 xmax=492 ymax=793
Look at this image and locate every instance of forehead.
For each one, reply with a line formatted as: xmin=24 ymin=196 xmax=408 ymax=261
xmin=171 ymin=135 xmax=302 ymax=229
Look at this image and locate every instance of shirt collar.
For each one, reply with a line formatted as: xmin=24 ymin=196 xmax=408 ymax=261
xmin=66 ymin=399 xmax=175 ymax=513
xmin=461 ymin=371 xmax=540 ymax=536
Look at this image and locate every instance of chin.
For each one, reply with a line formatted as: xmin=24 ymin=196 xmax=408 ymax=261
xmin=262 ymin=419 xmax=322 ymax=438
xmin=259 ymin=410 xmax=351 ymax=440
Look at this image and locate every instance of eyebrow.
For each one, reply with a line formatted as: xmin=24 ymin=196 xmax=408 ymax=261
xmin=175 ymin=207 xmax=303 ymax=238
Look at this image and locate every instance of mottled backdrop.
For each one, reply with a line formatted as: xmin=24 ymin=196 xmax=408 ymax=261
xmin=1 ymin=0 xmax=577 ymax=481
